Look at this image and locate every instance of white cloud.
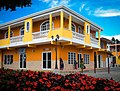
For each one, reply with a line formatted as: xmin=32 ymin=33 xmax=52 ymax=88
xmin=40 ymin=0 xmax=71 ymax=8
xmin=94 ymin=7 xmax=120 ymax=17
xmin=101 ymin=35 xmax=120 ymax=41
xmin=41 ymin=0 xmax=51 ymax=3
xmin=79 ymin=3 xmax=85 ymax=12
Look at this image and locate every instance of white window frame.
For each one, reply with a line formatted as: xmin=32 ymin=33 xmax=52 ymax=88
xmin=4 ymin=55 xmax=13 ymax=65
xmin=71 ymin=23 xmax=76 ymax=32
xmin=4 ymin=31 xmax=13 ymax=38
xmin=40 ymin=20 xmax=54 ymax=32
xmin=86 ymin=24 xmax=90 ymax=34
xmin=20 ymin=26 xmax=24 ymax=35
xmin=84 ymin=54 xmax=90 ymax=64
xmin=68 ymin=52 xmax=76 ymax=64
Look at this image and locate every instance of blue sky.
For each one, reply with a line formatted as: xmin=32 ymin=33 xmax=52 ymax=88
xmin=0 ymin=0 xmax=120 ymax=40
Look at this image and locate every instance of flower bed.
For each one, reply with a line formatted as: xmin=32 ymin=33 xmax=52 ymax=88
xmin=0 ymin=68 xmax=120 ymax=91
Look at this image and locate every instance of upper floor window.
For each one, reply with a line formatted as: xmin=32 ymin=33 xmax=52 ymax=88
xmin=20 ymin=27 xmax=24 ymax=35
xmin=26 ymin=22 xmax=30 ymax=32
xmin=86 ymin=25 xmax=90 ymax=34
xmin=72 ymin=23 xmax=76 ymax=32
xmin=78 ymin=26 xmax=83 ymax=34
xmin=40 ymin=20 xmax=54 ymax=32
xmin=101 ymin=42 xmax=104 ymax=48
xmin=4 ymin=31 xmax=13 ymax=38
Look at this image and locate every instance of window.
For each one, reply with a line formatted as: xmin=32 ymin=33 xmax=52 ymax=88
xmin=4 ymin=55 xmax=13 ymax=64
xmin=86 ymin=25 xmax=90 ymax=34
xmin=101 ymin=42 xmax=104 ymax=48
xmin=20 ymin=27 xmax=24 ymax=35
xmin=40 ymin=20 xmax=54 ymax=31
xmin=68 ymin=52 xmax=76 ymax=64
xmin=4 ymin=31 xmax=13 ymax=38
xmin=26 ymin=22 xmax=30 ymax=32
xmin=84 ymin=54 xmax=89 ymax=64
xmin=71 ymin=23 xmax=76 ymax=32
xmin=78 ymin=26 xmax=83 ymax=34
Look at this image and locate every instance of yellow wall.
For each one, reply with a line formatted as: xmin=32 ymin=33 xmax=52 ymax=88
xmin=84 ymin=22 xmax=91 ymax=44
xmin=97 ymin=51 xmax=108 ymax=61
xmin=11 ymin=26 xmax=22 ymax=36
xmin=23 ymin=18 xmax=33 ymax=42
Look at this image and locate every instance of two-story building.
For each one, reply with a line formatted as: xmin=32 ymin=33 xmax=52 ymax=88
xmin=0 ymin=6 xmax=109 ymax=71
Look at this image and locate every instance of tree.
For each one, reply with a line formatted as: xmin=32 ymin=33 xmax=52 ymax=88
xmin=116 ymin=39 xmax=119 ymax=44
xmin=0 ymin=0 xmax=32 ymax=11
xmin=112 ymin=37 xmax=115 ymax=44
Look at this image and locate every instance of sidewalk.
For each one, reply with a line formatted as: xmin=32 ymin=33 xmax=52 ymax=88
xmin=83 ymin=67 xmax=120 ymax=82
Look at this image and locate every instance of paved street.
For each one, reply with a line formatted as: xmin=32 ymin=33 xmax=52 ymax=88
xmin=83 ymin=67 xmax=120 ymax=82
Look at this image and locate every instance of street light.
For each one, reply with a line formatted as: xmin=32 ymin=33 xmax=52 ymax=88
xmin=108 ymin=54 xmax=110 ymax=73
xmin=51 ymin=34 xmax=59 ymax=69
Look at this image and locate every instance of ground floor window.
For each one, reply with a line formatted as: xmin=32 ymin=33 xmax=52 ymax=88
xmin=68 ymin=52 xmax=76 ymax=64
xmin=43 ymin=52 xmax=51 ymax=69
xmin=84 ymin=54 xmax=89 ymax=64
xmin=4 ymin=55 xmax=13 ymax=64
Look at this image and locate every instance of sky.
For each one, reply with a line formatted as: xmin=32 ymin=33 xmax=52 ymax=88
xmin=0 ymin=0 xmax=120 ymax=40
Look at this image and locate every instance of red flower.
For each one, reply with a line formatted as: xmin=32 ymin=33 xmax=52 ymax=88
xmin=90 ymin=85 xmax=95 ymax=90
xmin=39 ymin=79 xmax=43 ymax=83
xmin=17 ymin=83 xmax=20 ymax=87
xmin=26 ymin=81 xmax=30 ymax=85
xmin=80 ymin=86 xmax=85 ymax=90
xmin=104 ymin=86 xmax=110 ymax=91
xmin=32 ymin=76 xmax=36 ymax=79
xmin=28 ymin=87 xmax=31 ymax=91
xmin=92 ymin=80 xmax=97 ymax=85
xmin=86 ymin=85 xmax=89 ymax=90
xmin=65 ymin=80 xmax=69 ymax=83
xmin=43 ymin=77 xmax=48 ymax=81
xmin=23 ymin=88 xmax=27 ymax=91
xmin=32 ymin=89 xmax=36 ymax=91
xmin=34 ymin=82 xmax=38 ymax=87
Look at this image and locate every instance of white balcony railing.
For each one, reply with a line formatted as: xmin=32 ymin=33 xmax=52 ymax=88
xmin=32 ymin=31 xmax=48 ymax=40
xmin=90 ymin=37 xmax=98 ymax=45
xmin=72 ymin=31 xmax=85 ymax=42
xmin=10 ymin=35 xmax=23 ymax=43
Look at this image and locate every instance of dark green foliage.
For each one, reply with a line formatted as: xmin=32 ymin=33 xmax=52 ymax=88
xmin=0 ymin=0 xmax=32 ymax=11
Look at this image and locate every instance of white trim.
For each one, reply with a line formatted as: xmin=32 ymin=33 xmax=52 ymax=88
xmin=4 ymin=30 xmax=14 ymax=39
xmin=40 ymin=20 xmax=54 ymax=32
xmin=42 ymin=51 xmax=52 ymax=70
xmin=20 ymin=26 xmax=24 ymax=36
xmin=86 ymin=24 xmax=90 ymax=34
xmin=72 ymin=23 xmax=76 ymax=32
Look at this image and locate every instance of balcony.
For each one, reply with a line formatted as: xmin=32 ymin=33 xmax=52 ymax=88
xmin=72 ymin=31 xmax=85 ymax=44
xmin=10 ymin=35 xmax=23 ymax=44
xmin=32 ymin=31 xmax=48 ymax=40
xmin=90 ymin=37 xmax=99 ymax=47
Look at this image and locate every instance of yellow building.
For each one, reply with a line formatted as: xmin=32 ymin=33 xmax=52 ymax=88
xmin=0 ymin=6 xmax=109 ymax=71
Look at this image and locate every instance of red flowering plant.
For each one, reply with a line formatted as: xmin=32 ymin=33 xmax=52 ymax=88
xmin=0 ymin=68 xmax=120 ymax=91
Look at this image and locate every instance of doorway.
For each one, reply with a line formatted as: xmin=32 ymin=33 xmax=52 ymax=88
xmin=78 ymin=53 xmax=82 ymax=68
xmin=20 ymin=53 xmax=26 ymax=68
xmin=42 ymin=52 xmax=51 ymax=69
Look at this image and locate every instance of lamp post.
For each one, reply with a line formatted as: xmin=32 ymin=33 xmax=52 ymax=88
xmin=108 ymin=54 xmax=110 ymax=73
xmin=51 ymin=34 xmax=59 ymax=69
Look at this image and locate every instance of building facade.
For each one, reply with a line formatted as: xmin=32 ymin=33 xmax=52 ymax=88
xmin=0 ymin=6 xmax=109 ymax=71
xmin=110 ymin=42 xmax=120 ymax=66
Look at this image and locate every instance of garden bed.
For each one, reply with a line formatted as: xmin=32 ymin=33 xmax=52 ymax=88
xmin=0 ymin=68 xmax=120 ymax=91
